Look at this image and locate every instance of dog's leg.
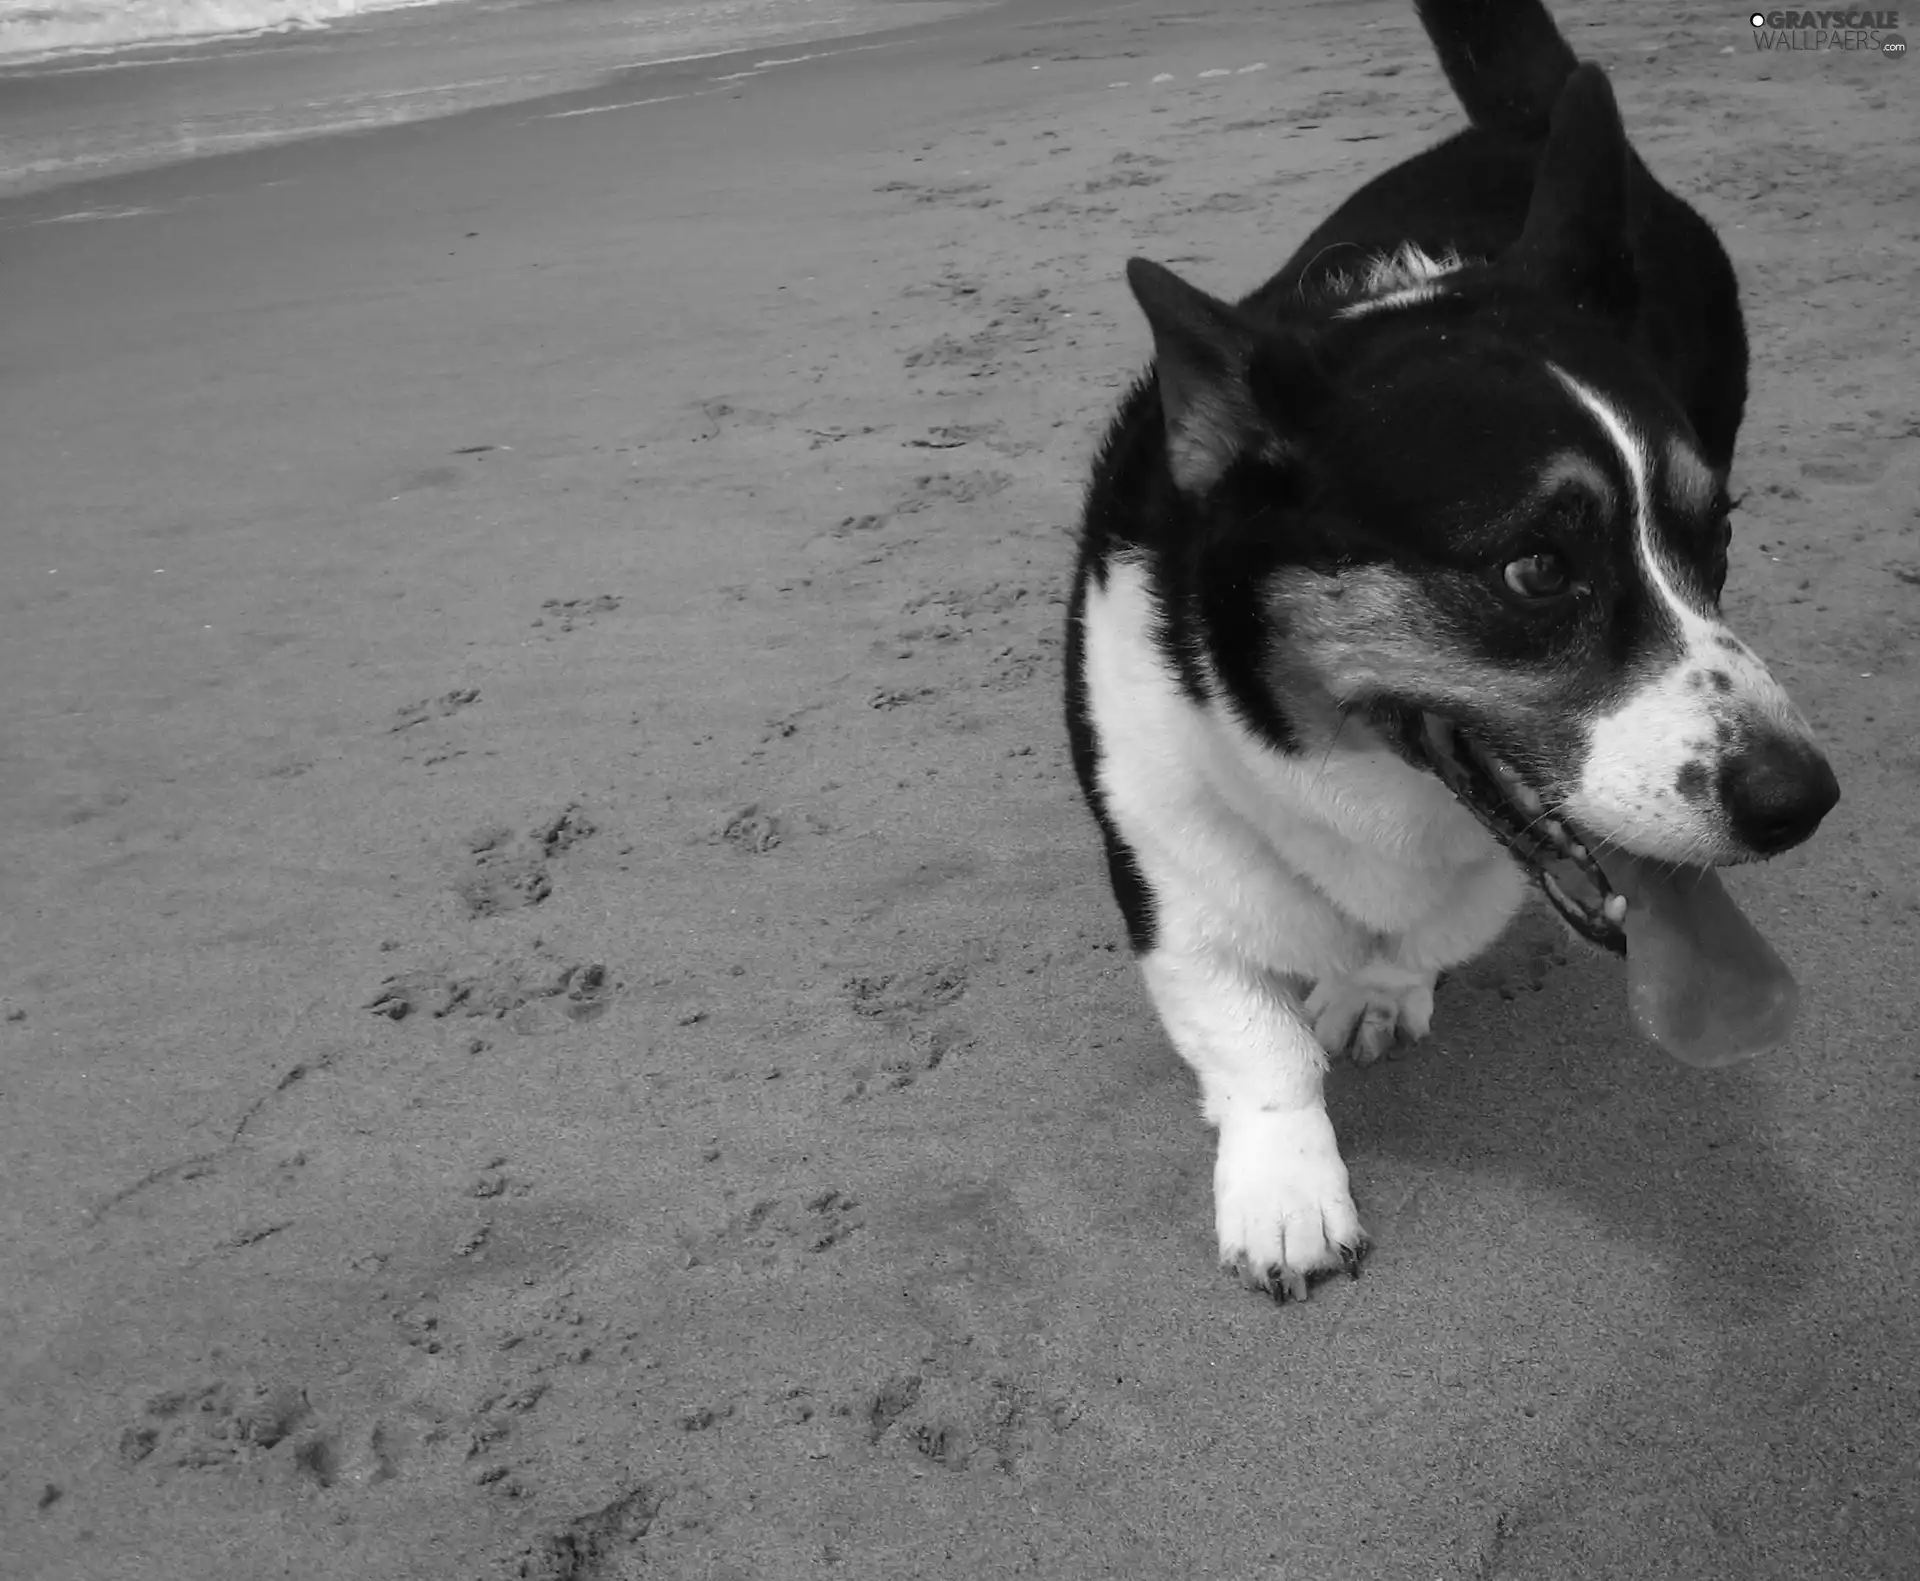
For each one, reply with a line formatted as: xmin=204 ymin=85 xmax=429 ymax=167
xmin=1305 ymin=959 xmax=1435 ymax=1067
xmin=1311 ymin=857 xmax=1528 ymax=1064
xmin=1140 ymin=945 xmax=1364 ymax=1300
xmin=1305 ymin=855 xmax=1527 ymax=1066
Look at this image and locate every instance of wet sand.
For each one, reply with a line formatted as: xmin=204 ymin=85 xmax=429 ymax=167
xmin=3 ymin=1 xmax=1918 ymax=1576
xmin=0 ymin=0 xmax=993 ymax=200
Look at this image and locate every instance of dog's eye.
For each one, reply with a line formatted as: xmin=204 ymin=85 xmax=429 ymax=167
xmin=1502 ymin=553 xmax=1571 ymax=600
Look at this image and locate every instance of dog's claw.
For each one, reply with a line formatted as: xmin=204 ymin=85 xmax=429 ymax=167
xmin=1267 ymin=1266 xmax=1308 ymax=1304
xmin=1239 ymin=1241 xmax=1367 ymax=1302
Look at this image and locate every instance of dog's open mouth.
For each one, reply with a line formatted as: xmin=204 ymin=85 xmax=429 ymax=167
xmin=1408 ymin=713 xmax=1626 ymax=954
xmin=1372 ymin=704 xmax=1802 ymax=1069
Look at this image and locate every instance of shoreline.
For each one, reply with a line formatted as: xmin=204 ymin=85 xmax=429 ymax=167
xmin=0 ymin=0 xmax=448 ymax=70
xmin=0 ymin=0 xmax=997 ymax=203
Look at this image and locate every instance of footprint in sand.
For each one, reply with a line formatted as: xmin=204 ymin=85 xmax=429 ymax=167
xmin=532 ymin=594 xmax=621 ymax=636
xmin=845 ymin=1023 xmax=976 ymax=1100
xmin=117 ymin=1379 xmax=316 ymax=1473
xmin=388 ymin=686 xmax=480 ymax=733
xmin=458 ymin=826 xmax=553 ymax=916
xmin=681 ymin=1190 xmax=868 ymax=1270
xmin=884 ymin=1374 xmax=1082 ymax=1476
xmin=984 ymin=638 xmax=1056 ymax=692
xmin=873 ymin=178 xmax=996 ymax=207
xmin=842 ymin=960 xmax=978 ymax=1098
xmin=715 ymin=803 xmax=782 ymax=853
xmin=893 ymin=471 xmax=1014 ymax=513
xmin=1084 ymin=167 xmax=1163 ymax=192
xmin=868 ymin=686 xmax=937 ymax=710
xmin=452 ymin=804 xmax=596 ymax=917
xmin=903 ymin=334 xmax=976 ymax=370
xmin=513 ymin=1483 xmax=664 ymax=1581
xmin=367 ymin=952 xmax=614 ymax=1031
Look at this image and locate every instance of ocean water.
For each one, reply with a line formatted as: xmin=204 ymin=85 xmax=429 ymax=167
xmin=0 ymin=0 xmax=442 ymax=61
xmin=0 ymin=0 xmax=978 ymax=199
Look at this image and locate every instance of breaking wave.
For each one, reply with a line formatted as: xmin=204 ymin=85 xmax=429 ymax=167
xmin=0 ymin=0 xmax=449 ymax=61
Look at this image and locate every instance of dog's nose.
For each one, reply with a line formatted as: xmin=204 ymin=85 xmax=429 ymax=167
xmin=1722 ymin=734 xmax=1840 ymax=855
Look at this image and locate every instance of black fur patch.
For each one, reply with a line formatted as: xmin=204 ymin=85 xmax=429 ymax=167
xmin=1063 ymin=0 xmax=1751 ymax=941
xmin=1062 ymin=555 xmax=1159 ymax=955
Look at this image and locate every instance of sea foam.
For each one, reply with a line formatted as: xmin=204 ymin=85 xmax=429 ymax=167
xmin=0 ymin=0 xmax=447 ymax=61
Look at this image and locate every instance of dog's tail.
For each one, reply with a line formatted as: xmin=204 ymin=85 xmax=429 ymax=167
xmin=1414 ymin=0 xmax=1580 ymax=137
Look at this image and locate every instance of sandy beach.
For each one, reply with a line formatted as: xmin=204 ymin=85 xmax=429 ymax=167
xmin=3 ymin=0 xmax=1917 ymax=1575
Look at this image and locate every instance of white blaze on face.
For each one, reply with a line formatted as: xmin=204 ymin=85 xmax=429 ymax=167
xmin=1546 ymin=365 xmax=1813 ymax=863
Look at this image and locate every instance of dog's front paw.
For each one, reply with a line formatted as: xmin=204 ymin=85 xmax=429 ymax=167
xmin=1214 ymin=1105 xmax=1368 ymax=1302
xmin=1305 ymin=964 xmax=1435 ymax=1066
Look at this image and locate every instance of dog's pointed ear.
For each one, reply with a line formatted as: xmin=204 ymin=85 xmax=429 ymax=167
xmin=1127 ymin=257 xmax=1288 ymax=495
xmin=1510 ymin=64 xmax=1637 ymax=320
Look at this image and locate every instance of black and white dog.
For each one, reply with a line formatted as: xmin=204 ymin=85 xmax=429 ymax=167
xmin=1064 ymin=0 xmax=1839 ymax=1299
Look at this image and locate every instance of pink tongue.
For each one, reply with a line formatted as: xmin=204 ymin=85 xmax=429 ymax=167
xmin=1608 ymin=851 xmax=1799 ymax=1068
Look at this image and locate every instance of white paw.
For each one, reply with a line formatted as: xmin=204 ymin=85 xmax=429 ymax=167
xmin=1305 ymin=963 xmax=1435 ymax=1066
xmin=1213 ymin=1104 xmax=1368 ymax=1301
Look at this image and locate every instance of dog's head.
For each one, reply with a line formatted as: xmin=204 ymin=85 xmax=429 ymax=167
xmin=1123 ymin=67 xmax=1837 ymax=954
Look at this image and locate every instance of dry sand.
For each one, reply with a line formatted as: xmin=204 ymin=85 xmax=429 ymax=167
xmin=3 ymin=1 xmax=1917 ymax=1576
